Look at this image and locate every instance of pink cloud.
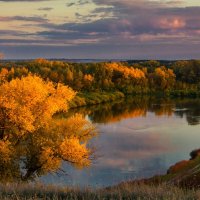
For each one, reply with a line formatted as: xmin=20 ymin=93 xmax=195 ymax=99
xmin=157 ymin=17 xmax=186 ymax=29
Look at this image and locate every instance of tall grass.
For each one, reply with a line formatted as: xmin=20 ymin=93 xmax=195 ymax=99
xmin=0 ymin=183 xmax=199 ymax=200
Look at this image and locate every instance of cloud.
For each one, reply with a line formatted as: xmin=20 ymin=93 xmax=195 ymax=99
xmin=92 ymin=0 xmax=183 ymax=8
xmin=0 ymin=29 xmax=27 ymax=36
xmin=3 ymin=0 xmax=200 ymax=46
xmin=66 ymin=2 xmax=75 ymax=7
xmin=1 ymin=0 xmax=200 ymax=58
xmin=0 ymin=0 xmax=51 ymax=1
xmin=157 ymin=18 xmax=186 ymax=29
xmin=66 ymin=0 xmax=90 ymax=7
xmin=38 ymin=7 xmax=53 ymax=11
xmin=91 ymin=123 xmax=172 ymax=172
xmin=78 ymin=0 xmax=90 ymax=5
xmin=37 ymin=5 xmax=200 ymax=42
xmin=2 ymin=42 xmax=200 ymax=59
xmin=0 ymin=15 xmax=48 ymax=22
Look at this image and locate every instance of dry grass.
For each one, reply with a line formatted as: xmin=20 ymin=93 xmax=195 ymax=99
xmin=0 ymin=182 xmax=199 ymax=200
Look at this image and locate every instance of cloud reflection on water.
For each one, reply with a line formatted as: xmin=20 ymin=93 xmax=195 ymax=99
xmin=42 ymin=97 xmax=200 ymax=187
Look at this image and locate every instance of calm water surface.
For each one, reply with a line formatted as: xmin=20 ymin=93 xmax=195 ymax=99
xmin=40 ymin=97 xmax=200 ymax=187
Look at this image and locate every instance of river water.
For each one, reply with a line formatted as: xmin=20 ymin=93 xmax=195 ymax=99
xmin=40 ymin=97 xmax=200 ymax=187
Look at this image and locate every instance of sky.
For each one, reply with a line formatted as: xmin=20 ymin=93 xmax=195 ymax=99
xmin=0 ymin=0 xmax=200 ymax=59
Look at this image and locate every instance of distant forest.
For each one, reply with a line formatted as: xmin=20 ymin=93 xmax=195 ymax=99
xmin=0 ymin=59 xmax=200 ymax=98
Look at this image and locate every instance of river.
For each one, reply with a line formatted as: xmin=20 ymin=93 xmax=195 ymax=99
xmin=39 ymin=96 xmax=200 ymax=187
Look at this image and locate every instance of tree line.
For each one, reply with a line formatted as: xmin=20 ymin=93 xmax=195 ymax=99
xmin=0 ymin=59 xmax=200 ymax=96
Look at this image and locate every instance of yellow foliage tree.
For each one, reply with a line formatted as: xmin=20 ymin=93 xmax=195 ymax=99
xmin=154 ymin=66 xmax=176 ymax=91
xmin=0 ymin=68 xmax=9 ymax=84
xmin=84 ymin=74 xmax=94 ymax=82
xmin=0 ymin=75 xmax=96 ymax=182
xmin=105 ymin=62 xmax=146 ymax=79
xmin=0 ymin=74 xmax=75 ymax=136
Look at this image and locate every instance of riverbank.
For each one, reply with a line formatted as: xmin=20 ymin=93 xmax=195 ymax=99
xmin=69 ymin=90 xmax=200 ymax=109
xmin=69 ymin=91 xmax=125 ymax=108
xmin=133 ymin=149 xmax=200 ymax=189
xmin=1 ymin=150 xmax=200 ymax=199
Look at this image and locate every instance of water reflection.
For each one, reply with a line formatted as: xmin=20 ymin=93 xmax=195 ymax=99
xmin=1 ymin=97 xmax=200 ymax=187
xmin=40 ymin=97 xmax=200 ymax=187
xmin=69 ymin=97 xmax=200 ymax=125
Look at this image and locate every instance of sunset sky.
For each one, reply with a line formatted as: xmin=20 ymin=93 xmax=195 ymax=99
xmin=0 ymin=0 xmax=200 ymax=59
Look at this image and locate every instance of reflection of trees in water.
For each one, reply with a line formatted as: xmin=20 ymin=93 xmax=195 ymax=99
xmin=70 ymin=97 xmax=200 ymax=125
xmin=148 ymin=98 xmax=175 ymax=117
xmin=89 ymin=97 xmax=148 ymax=123
xmin=186 ymin=116 xmax=200 ymax=125
xmin=172 ymin=99 xmax=200 ymax=125
xmin=69 ymin=97 xmax=148 ymax=124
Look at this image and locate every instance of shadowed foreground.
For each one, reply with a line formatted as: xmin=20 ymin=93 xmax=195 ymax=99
xmin=1 ymin=149 xmax=200 ymax=199
xmin=0 ymin=183 xmax=199 ymax=200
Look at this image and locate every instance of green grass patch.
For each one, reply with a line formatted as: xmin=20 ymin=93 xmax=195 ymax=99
xmin=70 ymin=91 xmax=125 ymax=108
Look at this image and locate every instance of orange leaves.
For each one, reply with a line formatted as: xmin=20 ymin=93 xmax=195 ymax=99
xmin=155 ymin=67 xmax=175 ymax=80
xmin=155 ymin=68 xmax=165 ymax=77
xmin=0 ymin=74 xmax=96 ymax=179
xmin=167 ymin=160 xmax=189 ymax=174
xmin=154 ymin=66 xmax=176 ymax=91
xmin=0 ymin=68 xmax=9 ymax=83
xmin=27 ymin=114 xmax=96 ymax=175
xmin=58 ymin=137 xmax=90 ymax=168
xmin=0 ymin=140 xmax=13 ymax=163
xmin=34 ymin=58 xmax=51 ymax=65
xmin=44 ymin=83 xmax=76 ymax=118
xmin=39 ymin=147 xmax=61 ymax=173
xmin=0 ymin=74 xmax=76 ymax=134
xmin=105 ymin=62 xmax=146 ymax=79
xmin=84 ymin=74 xmax=94 ymax=82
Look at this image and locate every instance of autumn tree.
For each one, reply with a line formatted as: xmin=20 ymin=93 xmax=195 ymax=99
xmin=172 ymin=60 xmax=200 ymax=85
xmin=2 ymin=59 xmax=200 ymax=96
xmin=143 ymin=60 xmax=160 ymax=73
xmin=0 ymin=113 xmax=96 ymax=182
xmin=0 ymin=74 xmax=76 ymax=137
xmin=0 ymin=75 xmax=96 ymax=182
xmin=66 ymin=69 xmax=74 ymax=83
xmin=83 ymin=74 xmax=94 ymax=89
xmin=0 ymin=68 xmax=9 ymax=84
xmin=105 ymin=62 xmax=147 ymax=93
xmin=152 ymin=66 xmax=176 ymax=91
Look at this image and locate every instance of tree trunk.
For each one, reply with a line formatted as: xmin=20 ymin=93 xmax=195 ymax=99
xmin=0 ymin=128 xmax=4 ymax=140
